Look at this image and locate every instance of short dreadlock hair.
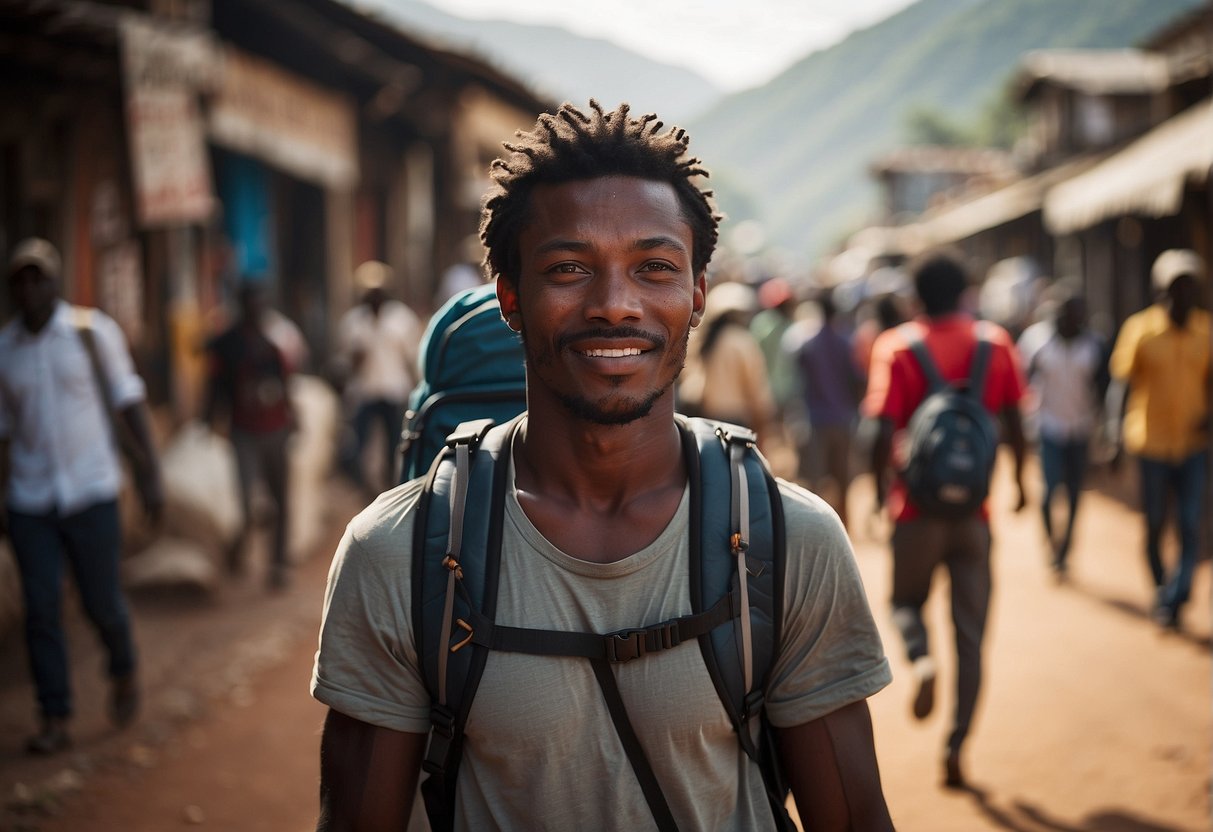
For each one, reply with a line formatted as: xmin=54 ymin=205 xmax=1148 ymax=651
xmin=480 ymin=100 xmax=721 ymax=287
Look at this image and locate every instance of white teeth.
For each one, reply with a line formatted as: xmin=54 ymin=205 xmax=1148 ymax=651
xmin=583 ymin=347 xmax=642 ymax=357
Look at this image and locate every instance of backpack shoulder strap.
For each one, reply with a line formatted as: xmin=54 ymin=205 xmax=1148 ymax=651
xmin=679 ymin=415 xmax=794 ymax=830
xmin=413 ymin=415 xmax=520 ymax=832
xmin=968 ymin=321 xmax=995 ymax=401
xmin=72 ymin=306 xmax=115 ymax=414
xmin=900 ymin=322 xmax=947 ymax=394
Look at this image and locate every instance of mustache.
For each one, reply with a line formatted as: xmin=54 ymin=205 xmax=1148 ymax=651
xmin=557 ymin=326 xmax=665 ymax=352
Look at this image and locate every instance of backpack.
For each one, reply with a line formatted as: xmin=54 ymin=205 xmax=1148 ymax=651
xmin=397 ymin=284 xmax=527 ymax=483
xmin=413 ymin=415 xmax=795 ymax=832
xmin=900 ymin=322 xmax=999 ymax=518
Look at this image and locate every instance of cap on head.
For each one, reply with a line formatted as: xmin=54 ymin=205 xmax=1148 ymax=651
xmin=1152 ymin=249 xmax=1205 ymax=291
xmin=354 ymin=260 xmax=391 ymax=292
xmin=8 ymin=237 xmax=61 ymax=281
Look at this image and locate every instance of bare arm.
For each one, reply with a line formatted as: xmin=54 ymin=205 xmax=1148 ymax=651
xmin=118 ymin=401 xmax=164 ymax=525
xmin=317 ymin=709 xmax=426 ymax=832
xmin=870 ymin=418 xmax=895 ymax=510
xmin=777 ymin=699 xmax=893 ymax=831
xmin=1000 ymin=404 xmax=1027 ymax=512
xmin=0 ymin=438 xmax=9 ymax=539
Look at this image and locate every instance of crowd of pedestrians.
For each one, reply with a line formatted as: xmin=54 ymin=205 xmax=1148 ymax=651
xmin=0 ymin=126 xmax=1207 ymax=831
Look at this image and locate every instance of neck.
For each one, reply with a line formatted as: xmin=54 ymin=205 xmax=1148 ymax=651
xmin=22 ymin=303 xmax=55 ymax=334
xmin=514 ymin=405 xmax=685 ymax=506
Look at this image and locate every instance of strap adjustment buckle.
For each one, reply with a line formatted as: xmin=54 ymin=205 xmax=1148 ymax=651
xmin=422 ymin=704 xmax=457 ymax=775
xmin=606 ymin=620 xmax=681 ymax=663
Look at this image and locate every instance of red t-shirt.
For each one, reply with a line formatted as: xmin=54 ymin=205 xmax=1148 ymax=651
xmin=863 ymin=314 xmax=1026 ymax=523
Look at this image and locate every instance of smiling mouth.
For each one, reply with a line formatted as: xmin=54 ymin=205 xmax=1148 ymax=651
xmin=581 ymin=347 xmax=644 ymax=358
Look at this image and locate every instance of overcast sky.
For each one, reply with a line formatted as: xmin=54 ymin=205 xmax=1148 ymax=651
xmin=415 ymin=0 xmax=919 ymax=91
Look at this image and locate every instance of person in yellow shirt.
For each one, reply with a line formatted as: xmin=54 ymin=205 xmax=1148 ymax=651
xmin=1109 ymin=249 xmax=1210 ymax=630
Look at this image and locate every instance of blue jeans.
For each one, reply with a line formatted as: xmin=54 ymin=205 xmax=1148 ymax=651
xmin=1139 ymin=452 xmax=1208 ymax=614
xmin=8 ymin=500 xmax=136 ymax=719
xmin=1038 ymin=435 xmax=1089 ymax=566
xmin=341 ymin=398 xmax=404 ymax=490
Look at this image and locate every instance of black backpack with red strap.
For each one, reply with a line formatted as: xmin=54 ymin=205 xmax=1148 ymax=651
xmin=900 ymin=322 xmax=999 ymax=518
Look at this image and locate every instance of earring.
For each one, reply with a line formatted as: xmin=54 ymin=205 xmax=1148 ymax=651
xmin=506 ymin=313 xmax=521 ymax=332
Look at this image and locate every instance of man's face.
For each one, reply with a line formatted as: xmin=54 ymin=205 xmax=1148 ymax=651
xmin=1056 ymin=297 xmax=1085 ymax=339
xmin=499 ymin=175 xmax=706 ymax=426
xmin=1168 ymin=274 xmax=1198 ymax=313
xmin=9 ymin=265 xmax=58 ymax=327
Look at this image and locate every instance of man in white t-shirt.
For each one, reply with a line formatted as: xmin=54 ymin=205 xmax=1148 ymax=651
xmin=312 ymin=102 xmax=893 ymax=831
xmin=336 ymin=261 xmax=422 ymax=493
xmin=1018 ymin=291 xmax=1108 ymax=577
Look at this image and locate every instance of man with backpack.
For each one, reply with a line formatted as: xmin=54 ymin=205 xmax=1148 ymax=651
xmin=865 ymin=250 xmax=1026 ymax=790
xmin=1 ymin=238 xmax=163 ymax=754
xmin=312 ymin=101 xmax=893 ymax=831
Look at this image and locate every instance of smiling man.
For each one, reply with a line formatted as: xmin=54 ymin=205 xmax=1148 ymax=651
xmin=311 ymin=102 xmax=893 ymax=831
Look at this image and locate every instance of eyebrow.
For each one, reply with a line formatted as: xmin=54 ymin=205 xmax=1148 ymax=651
xmin=533 ymin=236 xmax=689 ymax=256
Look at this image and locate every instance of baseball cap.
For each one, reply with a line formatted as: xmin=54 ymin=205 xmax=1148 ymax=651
xmin=354 ymin=260 xmax=391 ymax=292
xmin=1151 ymin=249 xmax=1205 ymax=291
xmin=7 ymin=237 xmax=61 ymax=281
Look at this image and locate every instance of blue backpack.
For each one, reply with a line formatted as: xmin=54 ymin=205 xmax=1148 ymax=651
xmin=398 ymin=284 xmax=527 ymax=483
xmin=414 ymin=415 xmax=795 ymax=832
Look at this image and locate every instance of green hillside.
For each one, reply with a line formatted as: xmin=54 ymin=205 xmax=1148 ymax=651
xmin=687 ymin=0 xmax=1204 ymax=260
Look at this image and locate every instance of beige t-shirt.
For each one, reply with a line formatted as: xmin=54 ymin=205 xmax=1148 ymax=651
xmin=313 ymin=469 xmax=890 ymax=831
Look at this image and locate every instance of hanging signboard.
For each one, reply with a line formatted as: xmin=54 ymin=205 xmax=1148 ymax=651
xmin=119 ymin=16 xmax=216 ymax=228
xmin=208 ymin=47 xmax=359 ymax=190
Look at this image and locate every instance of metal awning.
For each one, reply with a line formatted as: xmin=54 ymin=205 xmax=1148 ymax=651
xmin=1044 ymin=99 xmax=1213 ymax=234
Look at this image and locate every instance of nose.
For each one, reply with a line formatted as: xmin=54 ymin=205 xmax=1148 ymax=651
xmin=583 ymin=269 xmax=642 ymax=325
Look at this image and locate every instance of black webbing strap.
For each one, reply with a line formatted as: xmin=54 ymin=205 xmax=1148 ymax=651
xmin=459 ymin=588 xmax=739 ymax=662
xmin=968 ymin=323 xmax=994 ymax=401
xmin=590 ymin=659 xmax=680 ymax=832
xmin=905 ymin=331 xmax=947 ymax=394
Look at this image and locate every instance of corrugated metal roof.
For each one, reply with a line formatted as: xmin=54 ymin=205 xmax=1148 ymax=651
xmin=1017 ymin=49 xmax=1171 ymax=98
xmin=1043 ymin=98 xmax=1213 ymax=234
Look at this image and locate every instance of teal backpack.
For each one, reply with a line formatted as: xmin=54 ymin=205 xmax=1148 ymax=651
xmin=412 ymin=415 xmax=795 ymax=832
xmin=398 ymin=284 xmax=527 ymax=483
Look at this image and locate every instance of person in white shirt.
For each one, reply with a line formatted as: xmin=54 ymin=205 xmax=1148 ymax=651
xmin=0 ymin=238 xmax=163 ymax=755
xmin=336 ymin=261 xmax=422 ymax=493
xmin=1018 ymin=290 xmax=1108 ymax=578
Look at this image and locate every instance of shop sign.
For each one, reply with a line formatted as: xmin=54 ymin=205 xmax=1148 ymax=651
xmin=120 ymin=16 xmax=216 ymax=228
xmin=208 ymin=47 xmax=358 ymax=189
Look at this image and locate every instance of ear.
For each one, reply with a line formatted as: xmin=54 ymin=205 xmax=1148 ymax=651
xmin=497 ymin=278 xmax=521 ymax=329
xmin=689 ymin=271 xmax=707 ymax=328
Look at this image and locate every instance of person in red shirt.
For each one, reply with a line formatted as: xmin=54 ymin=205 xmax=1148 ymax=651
xmin=865 ymin=251 xmax=1027 ymax=789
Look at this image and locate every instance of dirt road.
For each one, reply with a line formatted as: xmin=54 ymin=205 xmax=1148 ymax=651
xmin=1 ymin=463 xmax=1208 ymax=832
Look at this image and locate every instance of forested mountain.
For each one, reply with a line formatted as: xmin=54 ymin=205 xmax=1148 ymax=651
xmin=364 ymin=0 xmax=1201 ymax=259
xmin=686 ymin=0 xmax=1205 ymax=258
xmin=366 ymin=0 xmax=722 ymax=122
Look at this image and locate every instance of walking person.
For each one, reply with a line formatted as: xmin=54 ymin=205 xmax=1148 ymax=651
xmin=678 ymin=281 xmax=780 ymax=446
xmin=866 ymin=250 xmax=1027 ymax=789
xmin=336 ymin=260 xmax=422 ymax=493
xmin=1108 ymin=249 xmax=1210 ymax=631
xmin=312 ymin=101 xmax=894 ymax=831
xmin=794 ymin=290 xmax=863 ymax=528
xmin=0 ymin=238 xmax=163 ymax=754
xmin=203 ymin=281 xmax=298 ymax=590
xmin=1017 ymin=289 xmax=1108 ymax=578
